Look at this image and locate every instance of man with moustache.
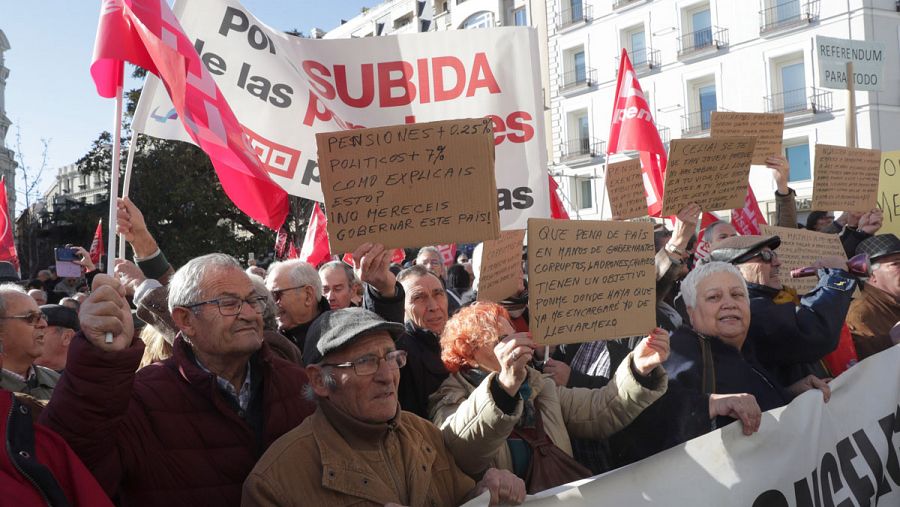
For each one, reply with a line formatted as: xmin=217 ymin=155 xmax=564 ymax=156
xmin=0 ymin=285 xmax=58 ymax=401
xmin=707 ymin=235 xmax=855 ymax=385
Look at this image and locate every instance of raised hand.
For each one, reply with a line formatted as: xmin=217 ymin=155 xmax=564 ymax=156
xmin=766 ymin=155 xmax=790 ymax=194
xmin=494 ymin=332 xmax=535 ymax=396
xmin=79 ymin=274 xmax=135 ymax=352
xmin=116 ymin=197 xmax=158 ymax=258
xmin=859 ymin=208 xmax=884 ymax=235
xmin=474 ymin=468 xmax=526 ymax=506
xmin=632 ymin=327 xmax=671 ymax=376
xmin=709 ymin=393 xmax=761 ymax=435
xmin=543 ymin=358 xmax=571 ymax=387
xmin=71 ymin=246 xmax=95 ymax=271
xmin=114 ymin=259 xmax=147 ymax=297
xmin=351 ymin=242 xmax=395 ymax=297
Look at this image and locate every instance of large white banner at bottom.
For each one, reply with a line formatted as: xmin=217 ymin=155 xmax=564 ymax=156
xmin=465 ymin=345 xmax=900 ymax=506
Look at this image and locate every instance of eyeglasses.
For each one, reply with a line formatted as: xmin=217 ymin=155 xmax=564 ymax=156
xmin=270 ymin=285 xmax=308 ymax=303
xmin=184 ymin=295 xmax=267 ymax=316
xmin=0 ymin=312 xmax=46 ymax=325
xmin=747 ymin=249 xmax=777 ymax=264
xmin=322 ymin=350 xmax=407 ymax=376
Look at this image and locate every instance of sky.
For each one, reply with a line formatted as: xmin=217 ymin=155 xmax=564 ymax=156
xmin=1 ymin=0 xmax=374 ymax=211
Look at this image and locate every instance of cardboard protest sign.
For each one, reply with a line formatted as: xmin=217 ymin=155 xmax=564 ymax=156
xmin=316 ymin=118 xmax=501 ymax=253
xmin=661 ymin=137 xmax=756 ymax=216
xmin=605 ymin=159 xmax=646 ymax=220
xmin=710 ymin=112 xmax=784 ymax=165
xmin=759 ymin=224 xmax=847 ymax=294
xmin=811 ymin=144 xmax=881 ymax=212
xmin=876 ymin=150 xmax=900 ymax=236
xmin=527 ymin=218 xmax=655 ymax=345
xmin=131 ymin=0 xmax=550 ymax=230
xmin=476 ymin=229 xmax=526 ymax=303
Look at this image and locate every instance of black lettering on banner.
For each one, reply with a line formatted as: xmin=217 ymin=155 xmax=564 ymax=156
xmin=752 ymin=490 xmax=788 ymax=507
xmin=836 ymin=437 xmax=875 ymax=505
xmin=878 ymin=408 xmax=900 ymax=486
xmin=852 ymin=429 xmax=892 ymax=501
xmin=793 ymin=469 xmax=821 ymax=507
xmin=821 ymin=452 xmax=854 ymax=507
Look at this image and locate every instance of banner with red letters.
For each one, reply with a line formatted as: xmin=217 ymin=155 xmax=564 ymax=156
xmin=132 ymin=0 xmax=549 ymax=231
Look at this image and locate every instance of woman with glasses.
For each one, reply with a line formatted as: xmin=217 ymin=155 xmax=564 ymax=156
xmin=427 ymin=302 xmax=669 ymax=493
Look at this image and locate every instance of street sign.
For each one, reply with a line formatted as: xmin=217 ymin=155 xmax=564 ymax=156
xmin=816 ymin=35 xmax=885 ymax=91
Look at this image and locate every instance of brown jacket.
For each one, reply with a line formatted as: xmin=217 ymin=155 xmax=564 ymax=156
xmin=242 ymin=402 xmax=476 ymax=506
xmin=846 ymin=282 xmax=900 ymax=360
xmin=428 ymin=354 xmax=666 ymax=476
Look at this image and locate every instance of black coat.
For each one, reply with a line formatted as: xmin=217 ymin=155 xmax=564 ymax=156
xmin=397 ymin=322 xmax=449 ymax=419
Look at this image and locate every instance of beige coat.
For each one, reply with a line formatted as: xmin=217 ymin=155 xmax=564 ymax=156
xmin=242 ymin=405 xmax=475 ymax=507
xmin=428 ymin=353 xmax=667 ymax=476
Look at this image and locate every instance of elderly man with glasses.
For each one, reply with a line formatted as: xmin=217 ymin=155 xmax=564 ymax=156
xmin=40 ymin=254 xmax=317 ymax=506
xmin=0 ymin=284 xmax=58 ymax=401
xmin=243 ymin=308 xmax=526 ymax=506
xmin=706 ymin=235 xmax=854 ymax=386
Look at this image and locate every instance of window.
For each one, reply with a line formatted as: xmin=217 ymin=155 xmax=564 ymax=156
xmin=569 ymin=0 xmax=583 ymax=21
xmin=785 ymin=142 xmax=811 ymax=182
xmin=780 ymin=61 xmax=806 ymax=113
xmin=563 ymin=110 xmax=591 ymax=159
xmin=562 ymin=45 xmax=590 ymax=89
xmin=577 ymin=178 xmax=593 ymax=209
xmin=623 ymin=25 xmax=646 ymax=66
xmin=683 ymin=77 xmax=717 ymax=134
xmin=514 ymin=7 xmax=527 ymax=26
xmin=461 ymin=11 xmax=493 ymax=29
xmin=692 ymin=9 xmax=712 ymax=49
xmin=574 ymin=50 xmax=585 ymax=83
xmin=698 ymin=84 xmax=717 ymax=130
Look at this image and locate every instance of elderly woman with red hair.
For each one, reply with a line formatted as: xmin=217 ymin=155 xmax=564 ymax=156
xmin=428 ymin=302 xmax=669 ymax=493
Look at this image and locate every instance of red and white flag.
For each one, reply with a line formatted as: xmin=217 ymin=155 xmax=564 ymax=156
xmin=731 ymin=186 xmax=767 ymax=235
xmin=89 ymin=220 xmax=105 ymax=265
xmin=286 ymin=241 xmax=300 ymax=259
xmin=0 ymin=178 xmax=19 ymax=272
xmin=299 ymin=203 xmax=331 ymax=267
xmin=90 ymin=0 xmax=289 ymax=229
xmin=548 ymin=175 xmax=570 ymax=220
xmin=693 ymin=212 xmax=723 ymax=264
xmin=274 ymin=226 xmax=289 ymax=259
xmin=608 ymin=49 xmax=668 ymax=217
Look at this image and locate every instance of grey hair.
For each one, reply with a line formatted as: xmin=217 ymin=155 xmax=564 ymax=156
xmin=302 ymin=365 xmax=338 ymax=402
xmin=266 ymin=259 xmax=322 ymax=300
xmin=680 ymin=261 xmax=748 ymax=309
xmin=168 ymin=253 xmax=243 ymax=313
xmin=397 ymin=264 xmax=440 ymax=286
xmin=416 ymin=246 xmax=441 ymax=261
xmin=247 ymin=273 xmax=278 ymax=331
xmin=0 ymin=283 xmax=26 ymax=317
xmin=318 ymin=261 xmax=358 ymax=285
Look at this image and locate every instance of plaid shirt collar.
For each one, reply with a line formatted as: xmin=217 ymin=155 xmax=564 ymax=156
xmin=194 ymin=358 xmax=253 ymax=412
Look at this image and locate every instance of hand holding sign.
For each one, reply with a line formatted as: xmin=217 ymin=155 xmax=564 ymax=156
xmin=632 ymin=328 xmax=671 ymax=376
xmin=766 ymin=155 xmax=790 ymax=195
xmin=351 ymin=242 xmax=396 ymax=297
xmin=495 ymin=332 xmax=535 ymax=397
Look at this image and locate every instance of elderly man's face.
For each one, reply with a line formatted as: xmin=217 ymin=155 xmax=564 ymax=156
xmin=401 ymin=273 xmax=448 ymax=335
xmin=267 ymin=268 xmax=315 ymax=329
xmin=316 ymin=332 xmax=400 ymax=424
xmin=28 ymin=290 xmax=47 ymax=306
xmin=687 ymin=271 xmax=751 ymax=350
xmin=321 ymin=267 xmax=353 ymax=310
xmin=815 ymin=215 xmax=835 ymax=232
xmin=184 ymin=267 xmax=263 ymax=358
xmin=737 ymin=248 xmax=783 ymax=290
xmin=0 ymin=293 xmax=48 ymax=365
xmin=416 ymin=251 xmax=445 ymax=279
xmin=869 ymin=253 xmax=900 ymax=300
xmin=35 ymin=325 xmax=73 ymax=371
xmin=707 ymin=223 xmax=738 ymax=249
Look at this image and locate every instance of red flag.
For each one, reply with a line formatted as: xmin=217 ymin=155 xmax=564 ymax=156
xmin=391 ymin=248 xmax=406 ymax=265
xmin=89 ymin=220 xmax=105 ymax=265
xmin=274 ymin=226 xmax=289 ymax=259
xmin=436 ymin=244 xmax=457 ymax=267
xmin=608 ymin=49 xmax=667 ymax=217
xmin=299 ymin=203 xmax=331 ymax=267
xmin=731 ymin=186 xmax=767 ymax=235
xmin=0 ymin=178 xmax=19 ymax=272
xmin=693 ymin=212 xmax=722 ymax=264
xmin=90 ymin=0 xmax=289 ymax=229
xmin=548 ymin=175 xmax=570 ymax=219
xmin=286 ymin=242 xmax=300 ymax=259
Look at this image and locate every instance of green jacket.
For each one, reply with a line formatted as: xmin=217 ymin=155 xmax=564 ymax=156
xmin=0 ymin=365 xmax=60 ymax=401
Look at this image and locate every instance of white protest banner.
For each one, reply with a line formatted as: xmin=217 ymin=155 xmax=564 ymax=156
xmin=463 ymin=345 xmax=900 ymax=506
xmin=816 ymin=35 xmax=885 ymax=92
xmin=131 ymin=0 xmax=549 ymax=230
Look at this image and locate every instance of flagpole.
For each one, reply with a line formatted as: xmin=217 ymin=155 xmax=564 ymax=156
xmin=105 ymin=84 xmax=124 ymax=344
xmin=118 ymin=131 xmax=138 ymax=259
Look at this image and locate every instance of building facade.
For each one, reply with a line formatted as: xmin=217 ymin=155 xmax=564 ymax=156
xmin=43 ymin=163 xmax=108 ymax=214
xmin=548 ymin=0 xmax=900 ymax=222
xmin=0 ymin=29 xmax=17 ymax=214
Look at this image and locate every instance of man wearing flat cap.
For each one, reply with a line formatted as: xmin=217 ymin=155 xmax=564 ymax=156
xmin=707 ymin=235 xmax=855 ymax=385
xmin=36 ymin=304 xmax=79 ymax=372
xmin=846 ymin=233 xmax=900 ymax=360
xmin=243 ymin=308 xmax=526 ymax=506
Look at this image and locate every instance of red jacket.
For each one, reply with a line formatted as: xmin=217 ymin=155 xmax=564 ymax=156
xmin=1 ymin=390 xmax=113 ymax=506
xmin=40 ymin=334 xmax=316 ymax=506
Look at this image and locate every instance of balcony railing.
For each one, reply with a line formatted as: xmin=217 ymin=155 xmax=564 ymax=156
xmin=617 ymin=48 xmax=661 ymax=73
xmin=764 ymin=87 xmax=832 ymax=115
xmin=677 ymin=26 xmax=728 ymax=58
xmin=760 ymin=1 xmax=820 ymax=34
xmin=560 ymin=67 xmax=597 ymax=92
xmin=658 ymin=126 xmax=671 ymax=145
xmin=613 ymin=0 xmax=642 ymax=9
xmin=681 ymin=109 xmax=724 ymax=136
xmin=560 ymin=137 xmax=604 ymax=162
xmin=558 ymin=3 xmax=592 ymax=30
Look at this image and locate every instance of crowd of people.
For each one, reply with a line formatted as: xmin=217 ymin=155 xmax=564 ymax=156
xmin=1 ymin=162 xmax=899 ymax=505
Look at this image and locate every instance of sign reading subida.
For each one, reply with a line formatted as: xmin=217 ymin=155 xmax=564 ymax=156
xmin=816 ymin=35 xmax=885 ymax=92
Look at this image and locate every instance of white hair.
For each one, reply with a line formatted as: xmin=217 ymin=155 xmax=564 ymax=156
xmin=680 ymin=261 xmax=748 ymax=309
xmin=266 ymin=259 xmax=322 ymax=300
xmin=0 ymin=283 xmax=26 ymax=316
xmin=168 ymin=254 xmax=243 ymax=313
xmin=471 ymin=242 xmax=484 ymax=291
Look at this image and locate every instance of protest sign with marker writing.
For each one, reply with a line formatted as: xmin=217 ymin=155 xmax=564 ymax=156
xmin=710 ymin=112 xmax=784 ymax=166
xmin=811 ymin=144 xmax=881 ymax=212
xmin=661 ymin=137 xmax=755 ymax=215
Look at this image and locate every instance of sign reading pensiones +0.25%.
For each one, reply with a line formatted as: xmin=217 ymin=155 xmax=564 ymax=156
xmin=527 ymin=218 xmax=656 ymax=346
xmin=315 ymin=118 xmax=501 ymax=253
